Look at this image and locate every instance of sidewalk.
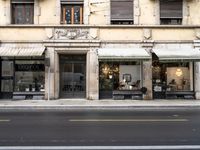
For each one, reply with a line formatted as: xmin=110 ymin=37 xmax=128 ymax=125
xmin=0 ymin=99 xmax=200 ymax=110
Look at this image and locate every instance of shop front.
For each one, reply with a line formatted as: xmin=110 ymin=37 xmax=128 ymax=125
xmin=152 ymin=48 xmax=200 ymax=99
xmin=98 ymin=48 xmax=151 ymax=100
xmin=0 ymin=47 xmax=45 ymax=100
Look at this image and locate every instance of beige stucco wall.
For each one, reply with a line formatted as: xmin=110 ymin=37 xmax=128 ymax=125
xmin=38 ymin=0 xmax=59 ymax=24
xmin=187 ymin=1 xmax=200 ymax=25
xmin=0 ymin=0 xmax=200 ymax=25
xmin=0 ymin=26 xmax=199 ymax=42
xmin=139 ymin=0 xmax=156 ymax=25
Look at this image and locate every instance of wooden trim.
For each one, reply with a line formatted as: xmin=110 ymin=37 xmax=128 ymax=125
xmin=62 ymin=7 xmax=66 ymax=24
xmin=80 ymin=6 xmax=83 ymax=24
xmin=71 ymin=7 xmax=74 ymax=24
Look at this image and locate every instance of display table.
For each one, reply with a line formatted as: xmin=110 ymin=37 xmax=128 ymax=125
xmin=13 ymin=91 xmax=45 ymax=100
xmin=113 ymin=90 xmax=143 ymax=100
xmin=165 ymin=91 xmax=195 ymax=99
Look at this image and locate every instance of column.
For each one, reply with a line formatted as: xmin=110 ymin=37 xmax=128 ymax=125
xmin=195 ymin=62 xmax=200 ymax=99
xmin=143 ymin=60 xmax=153 ymax=100
xmin=45 ymin=47 xmax=55 ymax=100
xmin=86 ymin=49 xmax=99 ymax=100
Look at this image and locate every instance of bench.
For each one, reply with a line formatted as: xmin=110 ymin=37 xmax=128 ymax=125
xmin=113 ymin=90 xmax=143 ymax=100
xmin=166 ymin=91 xmax=195 ymax=99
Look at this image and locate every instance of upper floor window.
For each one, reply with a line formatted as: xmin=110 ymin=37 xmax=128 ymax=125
xmin=61 ymin=0 xmax=83 ymax=24
xmin=11 ymin=0 xmax=34 ymax=24
xmin=111 ymin=0 xmax=134 ymax=25
xmin=160 ymin=0 xmax=183 ymax=25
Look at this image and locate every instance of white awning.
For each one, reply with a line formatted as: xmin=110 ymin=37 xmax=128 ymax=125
xmin=0 ymin=47 xmax=45 ymax=57
xmin=153 ymin=48 xmax=200 ymax=60
xmin=97 ymin=48 xmax=151 ymax=60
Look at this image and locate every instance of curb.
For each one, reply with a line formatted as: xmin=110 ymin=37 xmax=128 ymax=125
xmin=0 ymin=105 xmax=200 ymax=111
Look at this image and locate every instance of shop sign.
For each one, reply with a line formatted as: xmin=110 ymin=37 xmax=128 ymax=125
xmin=15 ymin=64 xmax=45 ymax=71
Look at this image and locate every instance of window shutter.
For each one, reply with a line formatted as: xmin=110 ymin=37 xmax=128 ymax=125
xmin=12 ymin=0 xmax=34 ymax=3
xmin=160 ymin=0 xmax=183 ymax=18
xmin=61 ymin=0 xmax=83 ymax=4
xmin=111 ymin=0 xmax=133 ymax=21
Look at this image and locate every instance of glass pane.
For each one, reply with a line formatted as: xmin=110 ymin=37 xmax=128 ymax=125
xmin=1 ymin=80 xmax=13 ymax=92
xmin=74 ymin=63 xmax=85 ymax=92
xmin=65 ymin=6 xmax=72 ymax=24
xmin=2 ymin=61 xmax=13 ymax=77
xmin=13 ymin=4 xmax=33 ymax=24
xmin=167 ymin=67 xmax=190 ymax=91
xmin=74 ymin=6 xmax=81 ymax=24
xmin=14 ymin=60 xmax=45 ymax=92
xmin=61 ymin=63 xmax=73 ymax=92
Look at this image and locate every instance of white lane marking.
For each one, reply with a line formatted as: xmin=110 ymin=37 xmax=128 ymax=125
xmin=0 ymin=119 xmax=10 ymax=122
xmin=69 ymin=119 xmax=188 ymax=122
xmin=0 ymin=145 xmax=200 ymax=150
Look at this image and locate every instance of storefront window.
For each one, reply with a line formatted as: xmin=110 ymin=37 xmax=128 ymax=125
xmin=153 ymin=61 xmax=192 ymax=92
xmin=14 ymin=60 xmax=45 ymax=92
xmin=99 ymin=61 xmax=141 ymax=98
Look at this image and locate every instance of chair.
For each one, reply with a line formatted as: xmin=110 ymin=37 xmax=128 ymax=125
xmin=132 ymin=80 xmax=140 ymax=89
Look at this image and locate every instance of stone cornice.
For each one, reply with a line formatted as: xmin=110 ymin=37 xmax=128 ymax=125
xmin=0 ymin=24 xmax=200 ymax=29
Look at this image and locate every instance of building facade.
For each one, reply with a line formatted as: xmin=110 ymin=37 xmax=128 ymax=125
xmin=0 ymin=0 xmax=200 ymax=100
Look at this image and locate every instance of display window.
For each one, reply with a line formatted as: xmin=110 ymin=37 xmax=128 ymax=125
xmin=0 ymin=57 xmax=45 ymax=99
xmin=99 ymin=61 xmax=142 ymax=99
xmin=14 ymin=60 xmax=45 ymax=92
xmin=152 ymin=53 xmax=194 ymax=99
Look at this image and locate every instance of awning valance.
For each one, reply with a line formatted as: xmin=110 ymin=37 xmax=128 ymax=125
xmin=0 ymin=47 xmax=45 ymax=57
xmin=153 ymin=48 xmax=200 ymax=60
xmin=97 ymin=48 xmax=151 ymax=60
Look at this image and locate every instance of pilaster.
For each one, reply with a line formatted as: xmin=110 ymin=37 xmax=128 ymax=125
xmin=86 ymin=48 xmax=99 ymax=100
xmin=45 ymin=47 xmax=55 ymax=100
xmin=194 ymin=40 xmax=200 ymax=99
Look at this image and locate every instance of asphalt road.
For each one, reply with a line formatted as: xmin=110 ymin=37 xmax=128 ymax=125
xmin=0 ymin=108 xmax=200 ymax=148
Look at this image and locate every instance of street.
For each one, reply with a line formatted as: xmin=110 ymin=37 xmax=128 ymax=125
xmin=0 ymin=108 xmax=200 ymax=149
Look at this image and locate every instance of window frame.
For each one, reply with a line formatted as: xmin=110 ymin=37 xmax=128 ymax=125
xmin=11 ymin=0 xmax=34 ymax=24
xmin=159 ymin=0 xmax=183 ymax=25
xmin=110 ymin=0 xmax=134 ymax=25
xmin=61 ymin=4 xmax=83 ymax=24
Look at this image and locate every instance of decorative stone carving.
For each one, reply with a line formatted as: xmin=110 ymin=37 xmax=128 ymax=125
xmin=45 ymin=28 xmax=53 ymax=39
xmin=55 ymin=29 xmax=90 ymax=40
xmin=143 ymin=28 xmax=152 ymax=40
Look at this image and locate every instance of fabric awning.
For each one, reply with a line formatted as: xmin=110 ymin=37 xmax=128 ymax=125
xmin=97 ymin=48 xmax=151 ymax=60
xmin=0 ymin=47 xmax=45 ymax=57
xmin=153 ymin=48 xmax=200 ymax=60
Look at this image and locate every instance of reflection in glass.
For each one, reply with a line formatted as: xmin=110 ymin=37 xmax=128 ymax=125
xmin=1 ymin=80 xmax=13 ymax=92
xmin=2 ymin=61 xmax=13 ymax=76
xmin=14 ymin=60 xmax=45 ymax=92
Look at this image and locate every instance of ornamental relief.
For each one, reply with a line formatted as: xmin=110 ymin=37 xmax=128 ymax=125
xmin=53 ymin=28 xmax=97 ymax=40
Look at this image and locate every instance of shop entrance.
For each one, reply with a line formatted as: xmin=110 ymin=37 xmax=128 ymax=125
xmin=0 ymin=60 xmax=14 ymax=99
xmin=60 ymin=55 xmax=86 ymax=98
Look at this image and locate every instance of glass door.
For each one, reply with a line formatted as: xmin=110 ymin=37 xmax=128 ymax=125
xmin=0 ymin=60 xmax=14 ymax=99
xmin=60 ymin=55 xmax=86 ymax=98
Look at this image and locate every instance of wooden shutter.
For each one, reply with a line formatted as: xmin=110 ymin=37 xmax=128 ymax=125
xmin=61 ymin=0 xmax=83 ymax=4
xmin=160 ymin=0 xmax=183 ymax=18
xmin=111 ymin=0 xmax=133 ymax=21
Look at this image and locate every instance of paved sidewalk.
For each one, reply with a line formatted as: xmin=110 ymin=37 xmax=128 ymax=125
xmin=0 ymin=99 xmax=200 ymax=110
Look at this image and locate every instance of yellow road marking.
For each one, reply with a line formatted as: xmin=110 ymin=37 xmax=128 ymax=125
xmin=69 ymin=119 xmax=188 ymax=122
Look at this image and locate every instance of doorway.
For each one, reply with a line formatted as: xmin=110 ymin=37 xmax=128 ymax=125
xmin=60 ymin=55 xmax=86 ymax=98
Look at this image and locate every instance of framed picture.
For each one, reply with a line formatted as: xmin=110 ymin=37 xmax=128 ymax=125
xmin=123 ymin=74 xmax=132 ymax=82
